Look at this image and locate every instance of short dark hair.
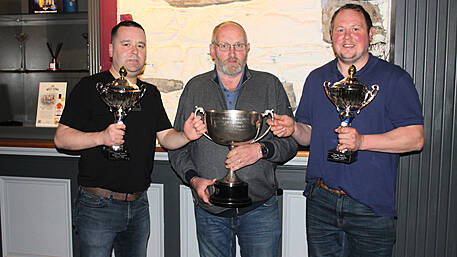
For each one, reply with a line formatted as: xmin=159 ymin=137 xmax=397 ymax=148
xmin=111 ymin=20 xmax=145 ymax=43
xmin=330 ymin=4 xmax=372 ymax=35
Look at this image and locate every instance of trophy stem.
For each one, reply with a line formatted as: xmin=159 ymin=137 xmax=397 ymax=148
xmin=340 ymin=106 xmax=354 ymax=127
xmin=115 ymin=108 xmax=124 ymax=123
xmin=209 ymin=144 xmax=252 ymax=207
xmin=19 ymin=43 xmax=26 ymax=71
xmin=219 ymin=145 xmax=243 ymax=184
xmin=220 ymin=169 xmax=241 ymax=183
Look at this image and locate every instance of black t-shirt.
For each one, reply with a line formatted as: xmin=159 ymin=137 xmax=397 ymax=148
xmin=59 ymin=70 xmax=172 ymax=192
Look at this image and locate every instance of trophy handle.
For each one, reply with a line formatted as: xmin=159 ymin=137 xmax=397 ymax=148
xmin=139 ymin=84 xmax=147 ymax=97
xmin=357 ymin=84 xmax=379 ymax=114
xmin=323 ymin=81 xmax=341 ymax=112
xmin=96 ymin=82 xmax=106 ymax=94
xmin=251 ymin=109 xmax=274 ymax=143
xmin=194 ymin=106 xmax=212 ymax=141
xmin=323 ymin=81 xmax=332 ymax=99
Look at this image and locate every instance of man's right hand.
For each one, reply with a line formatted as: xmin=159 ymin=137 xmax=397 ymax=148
xmin=190 ymin=176 xmax=216 ymax=206
xmin=267 ymin=114 xmax=295 ymax=138
xmin=101 ymin=123 xmax=126 ymax=146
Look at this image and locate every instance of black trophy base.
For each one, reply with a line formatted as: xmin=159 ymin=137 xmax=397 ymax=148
xmin=327 ymin=148 xmax=358 ymax=164
xmin=210 ymin=180 xmax=252 ymax=208
xmin=103 ymin=146 xmax=130 ymax=160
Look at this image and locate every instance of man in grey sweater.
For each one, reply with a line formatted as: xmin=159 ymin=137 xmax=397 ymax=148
xmin=168 ymin=21 xmax=297 ymax=257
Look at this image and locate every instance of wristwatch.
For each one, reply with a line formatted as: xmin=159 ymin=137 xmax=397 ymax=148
xmin=258 ymin=142 xmax=269 ymax=159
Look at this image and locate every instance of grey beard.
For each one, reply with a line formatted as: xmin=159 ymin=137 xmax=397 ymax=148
xmin=220 ymin=64 xmax=243 ymax=76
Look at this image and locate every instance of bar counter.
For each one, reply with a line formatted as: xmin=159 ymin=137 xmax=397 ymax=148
xmin=0 ymin=138 xmax=309 ymax=164
xmin=0 ymin=137 xmax=308 ymax=256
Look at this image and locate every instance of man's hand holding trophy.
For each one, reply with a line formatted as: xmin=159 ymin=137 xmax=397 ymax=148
xmin=96 ymin=66 xmax=146 ymax=160
xmin=323 ymin=65 xmax=379 ymax=164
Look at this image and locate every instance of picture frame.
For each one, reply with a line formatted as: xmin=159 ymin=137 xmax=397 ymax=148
xmin=29 ymin=0 xmax=63 ymax=14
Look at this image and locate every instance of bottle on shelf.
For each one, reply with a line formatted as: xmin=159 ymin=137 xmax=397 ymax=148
xmin=49 ymin=57 xmax=59 ymax=71
xmin=54 ymin=94 xmax=64 ymax=125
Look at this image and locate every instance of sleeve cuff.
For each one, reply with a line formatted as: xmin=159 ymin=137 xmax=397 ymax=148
xmin=263 ymin=141 xmax=275 ymax=159
xmin=184 ymin=169 xmax=198 ymax=184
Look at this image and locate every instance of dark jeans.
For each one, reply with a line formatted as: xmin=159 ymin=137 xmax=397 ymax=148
xmin=194 ymin=195 xmax=281 ymax=257
xmin=73 ymin=187 xmax=150 ymax=257
xmin=305 ymin=184 xmax=396 ymax=257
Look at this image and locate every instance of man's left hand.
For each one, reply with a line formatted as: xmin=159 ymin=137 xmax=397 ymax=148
xmin=335 ymin=126 xmax=363 ymax=152
xmin=226 ymin=143 xmax=262 ymax=171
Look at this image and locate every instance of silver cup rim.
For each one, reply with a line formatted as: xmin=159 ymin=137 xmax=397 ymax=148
xmin=205 ymin=109 xmax=261 ymax=115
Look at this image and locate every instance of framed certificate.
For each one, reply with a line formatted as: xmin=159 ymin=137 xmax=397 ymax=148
xmin=36 ymin=82 xmax=67 ymax=127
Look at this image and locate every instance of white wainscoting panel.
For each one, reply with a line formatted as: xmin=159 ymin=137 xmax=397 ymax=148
xmin=0 ymin=176 xmax=73 ymax=257
xmin=179 ymin=185 xmax=200 ymax=257
xmin=146 ymin=184 xmax=164 ymax=257
xmin=282 ymin=190 xmax=307 ymax=257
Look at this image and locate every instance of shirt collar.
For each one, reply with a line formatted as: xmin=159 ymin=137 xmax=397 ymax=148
xmin=332 ymin=53 xmax=378 ymax=79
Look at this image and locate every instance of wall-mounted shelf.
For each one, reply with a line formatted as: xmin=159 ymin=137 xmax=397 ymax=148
xmin=0 ymin=12 xmax=88 ymax=26
xmin=0 ymin=0 xmax=90 ymax=138
xmin=0 ymin=69 xmax=89 ymax=73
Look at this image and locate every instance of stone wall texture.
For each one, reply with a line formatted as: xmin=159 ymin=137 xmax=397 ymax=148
xmin=118 ymin=0 xmax=390 ymax=122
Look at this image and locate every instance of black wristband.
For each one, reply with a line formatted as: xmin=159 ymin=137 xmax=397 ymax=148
xmin=260 ymin=141 xmax=275 ymax=159
xmin=184 ymin=169 xmax=198 ymax=184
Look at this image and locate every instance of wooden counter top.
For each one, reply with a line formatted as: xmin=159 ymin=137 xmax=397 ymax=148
xmin=0 ymin=138 xmax=55 ymax=148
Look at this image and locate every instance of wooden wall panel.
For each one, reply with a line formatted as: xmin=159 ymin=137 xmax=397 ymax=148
xmin=393 ymin=0 xmax=457 ymax=256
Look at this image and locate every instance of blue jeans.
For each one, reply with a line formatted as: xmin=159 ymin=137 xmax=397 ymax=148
xmin=73 ymin=187 xmax=150 ymax=257
xmin=305 ymin=184 xmax=396 ymax=257
xmin=194 ymin=195 xmax=281 ymax=257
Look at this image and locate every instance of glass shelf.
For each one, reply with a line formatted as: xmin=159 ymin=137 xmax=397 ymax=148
xmin=0 ymin=69 xmax=89 ymax=73
xmin=0 ymin=12 xmax=88 ymax=26
xmin=0 ymin=0 xmax=89 ymax=141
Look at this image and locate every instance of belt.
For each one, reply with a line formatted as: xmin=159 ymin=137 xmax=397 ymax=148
xmin=81 ymin=186 xmax=143 ymax=202
xmin=316 ymin=179 xmax=346 ymax=195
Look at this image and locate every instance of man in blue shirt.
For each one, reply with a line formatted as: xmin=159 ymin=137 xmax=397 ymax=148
xmin=269 ymin=4 xmax=424 ymax=257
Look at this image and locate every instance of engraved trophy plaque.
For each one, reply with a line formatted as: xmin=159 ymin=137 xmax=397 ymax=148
xmin=194 ymin=107 xmax=274 ymax=208
xmin=323 ymin=65 xmax=379 ymax=164
xmin=96 ymin=66 xmax=146 ymax=160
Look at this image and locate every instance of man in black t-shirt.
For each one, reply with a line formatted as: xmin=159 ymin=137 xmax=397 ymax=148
xmin=54 ymin=20 xmax=205 ymax=257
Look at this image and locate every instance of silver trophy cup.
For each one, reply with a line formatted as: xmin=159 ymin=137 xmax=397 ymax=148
xmin=323 ymin=65 xmax=379 ymax=164
xmin=194 ymin=106 xmax=274 ymax=208
xmin=96 ymin=66 xmax=146 ymax=160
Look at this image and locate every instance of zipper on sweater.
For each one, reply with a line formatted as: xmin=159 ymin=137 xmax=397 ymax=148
xmin=234 ymin=73 xmax=251 ymax=109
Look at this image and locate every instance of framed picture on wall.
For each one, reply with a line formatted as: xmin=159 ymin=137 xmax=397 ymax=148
xmin=36 ymin=82 xmax=67 ymax=127
xmin=29 ymin=0 xmax=63 ymax=13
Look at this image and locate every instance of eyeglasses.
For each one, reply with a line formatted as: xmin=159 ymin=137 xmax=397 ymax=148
xmin=213 ymin=42 xmax=247 ymax=51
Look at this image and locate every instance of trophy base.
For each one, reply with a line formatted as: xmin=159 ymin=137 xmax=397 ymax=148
xmin=103 ymin=147 xmax=130 ymax=160
xmin=327 ymin=149 xmax=357 ymax=164
xmin=210 ymin=180 xmax=252 ymax=208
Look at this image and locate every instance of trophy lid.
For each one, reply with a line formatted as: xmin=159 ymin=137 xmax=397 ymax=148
xmin=111 ymin=66 xmax=140 ymax=91
xmin=330 ymin=65 xmax=367 ymax=90
xmin=323 ymin=64 xmax=380 ymax=118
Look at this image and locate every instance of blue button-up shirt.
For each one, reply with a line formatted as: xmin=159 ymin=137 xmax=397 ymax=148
xmin=218 ymin=72 xmax=244 ymax=110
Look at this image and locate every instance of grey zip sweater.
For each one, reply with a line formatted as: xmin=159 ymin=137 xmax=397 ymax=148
xmin=168 ymin=66 xmax=298 ymax=215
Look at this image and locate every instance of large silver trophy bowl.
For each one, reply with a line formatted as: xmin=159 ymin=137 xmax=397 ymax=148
xmin=195 ymin=107 xmax=274 ymax=208
xmin=96 ymin=66 xmax=146 ymax=160
xmin=323 ymin=65 xmax=379 ymax=164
